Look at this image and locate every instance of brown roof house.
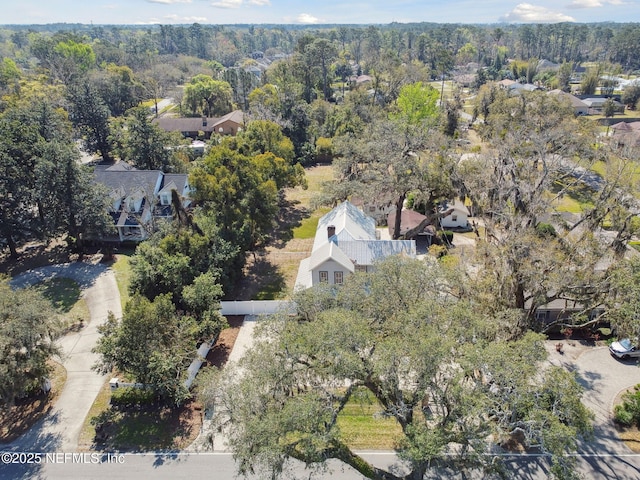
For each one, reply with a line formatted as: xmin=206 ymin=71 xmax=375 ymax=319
xmin=153 ymin=110 xmax=244 ymax=139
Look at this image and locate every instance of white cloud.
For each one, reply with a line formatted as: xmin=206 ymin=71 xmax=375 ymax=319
xmin=146 ymin=0 xmax=192 ymax=4
xmin=211 ymin=0 xmax=242 ymax=7
xmin=566 ymin=0 xmax=624 ymax=7
xmin=211 ymin=0 xmax=270 ymax=7
xmin=164 ymin=14 xmax=208 ymax=22
xmin=297 ymin=13 xmax=320 ymax=24
xmin=501 ymin=3 xmax=576 ymax=22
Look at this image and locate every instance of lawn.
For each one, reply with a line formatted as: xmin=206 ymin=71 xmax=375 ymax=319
xmin=34 ymin=277 xmax=90 ymax=328
xmin=292 ymin=206 xmax=331 ymax=240
xmin=111 ymin=252 xmax=133 ymax=308
xmin=336 ymin=388 xmax=402 ymax=450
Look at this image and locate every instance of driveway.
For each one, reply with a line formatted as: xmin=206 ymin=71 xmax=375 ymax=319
xmin=6 ymin=262 xmax=122 ymax=452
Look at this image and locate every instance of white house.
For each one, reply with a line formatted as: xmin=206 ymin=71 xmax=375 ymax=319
xmin=94 ymin=163 xmax=192 ymax=242
xmin=439 ymin=201 xmax=470 ymax=229
xmin=295 ymin=201 xmax=416 ymax=290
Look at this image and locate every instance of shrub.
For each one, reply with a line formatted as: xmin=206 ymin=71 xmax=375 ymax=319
xmin=613 ymin=385 xmax=640 ymax=427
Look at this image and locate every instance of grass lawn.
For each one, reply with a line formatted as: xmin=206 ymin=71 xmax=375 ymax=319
xmin=111 ymin=253 xmax=133 ymax=308
xmin=337 ymin=389 xmax=402 ymax=450
xmin=34 ymin=277 xmax=90 ymax=328
xmin=292 ymin=207 xmax=331 ymax=240
xmin=78 ymin=382 xmax=202 ymax=451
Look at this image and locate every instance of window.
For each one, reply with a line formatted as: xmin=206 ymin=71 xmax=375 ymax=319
xmin=334 ymin=271 xmax=344 ymax=284
xmin=355 ymin=265 xmax=367 ymax=272
xmin=452 ymin=215 xmax=458 ymax=222
xmin=536 ymin=310 xmax=550 ymax=323
xmin=319 ymin=271 xmax=328 ymax=283
xmin=160 ymin=194 xmax=170 ymax=206
xmin=127 ymin=198 xmax=136 ymax=212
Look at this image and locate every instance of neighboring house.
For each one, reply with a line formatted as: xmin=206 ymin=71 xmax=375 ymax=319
xmin=439 ymin=201 xmax=470 ymax=229
xmin=529 ymin=298 xmax=604 ymax=327
xmin=548 ymin=89 xmax=589 ymax=116
xmin=579 ymin=97 xmax=624 ymax=115
xmin=152 ymin=110 xmax=244 ymax=139
xmin=387 ymin=209 xmax=429 ymax=237
xmin=93 ymin=163 xmax=192 ymax=242
xmin=351 ymin=197 xmax=394 ymax=226
xmin=295 ymin=201 xmax=416 ymax=290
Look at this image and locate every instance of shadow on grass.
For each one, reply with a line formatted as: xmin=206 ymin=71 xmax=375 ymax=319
xmin=91 ymin=400 xmax=202 ymax=452
xmin=235 ymin=252 xmax=287 ymax=301
xmin=33 ymin=277 xmax=81 ymax=313
xmin=270 ymin=197 xmax=311 ymax=249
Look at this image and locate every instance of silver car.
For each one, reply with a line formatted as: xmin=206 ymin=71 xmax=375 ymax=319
xmin=609 ymin=339 xmax=640 ymax=360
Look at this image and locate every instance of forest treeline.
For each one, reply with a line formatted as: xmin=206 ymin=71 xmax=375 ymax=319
xmin=2 ymin=22 xmax=640 ymax=72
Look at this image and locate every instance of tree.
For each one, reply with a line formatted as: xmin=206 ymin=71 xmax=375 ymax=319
xmin=67 ymin=81 xmax=114 ymax=162
xmin=189 ymin=145 xmax=279 ymax=250
xmin=622 ymin=85 xmax=640 ymax=110
xmin=607 ymin=257 xmax=640 ymax=341
xmin=113 ymin=107 xmax=182 ymax=172
xmin=390 ymin=82 xmax=439 ymax=126
xmin=205 ymin=256 xmax=593 ymax=480
xmin=0 ymin=100 xmax=111 ymax=256
xmin=331 ymin=109 xmax=450 ymax=240
xmin=94 ymin=294 xmax=205 ymax=404
xmin=580 ymin=68 xmax=600 ymax=95
xmin=182 ymin=74 xmax=233 ymax=117
xmin=0 ymin=278 xmax=61 ymax=408
xmin=460 ymin=91 xmax=633 ymax=326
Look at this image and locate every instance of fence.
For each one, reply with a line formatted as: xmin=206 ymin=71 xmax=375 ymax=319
xmin=220 ymin=300 xmax=296 ymax=316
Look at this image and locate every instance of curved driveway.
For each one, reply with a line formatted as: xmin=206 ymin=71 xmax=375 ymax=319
xmin=6 ymin=262 xmax=122 ymax=453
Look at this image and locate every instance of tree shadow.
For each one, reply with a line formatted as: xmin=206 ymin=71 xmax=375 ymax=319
xmin=270 ymin=197 xmax=310 ymax=249
xmin=235 ymin=252 xmax=287 ymax=301
xmin=90 ymin=401 xmax=200 ymax=452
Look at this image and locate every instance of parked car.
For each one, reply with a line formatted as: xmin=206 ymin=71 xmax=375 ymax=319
xmin=609 ymin=338 xmax=640 ymax=360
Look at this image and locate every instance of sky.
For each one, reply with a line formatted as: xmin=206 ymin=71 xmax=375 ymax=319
xmin=0 ymin=0 xmax=638 ymax=25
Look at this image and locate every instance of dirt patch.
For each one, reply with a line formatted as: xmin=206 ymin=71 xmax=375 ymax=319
xmin=0 ymin=238 xmax=104 ymax=277
xmin=206 ymin=316 xmax=244 ymax=368
xmin=0 ymin=360 xmax=66 ymax=443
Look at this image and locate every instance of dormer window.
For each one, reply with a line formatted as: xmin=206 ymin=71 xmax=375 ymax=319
xmin=160 ymin=193 xmax=170 ymax=206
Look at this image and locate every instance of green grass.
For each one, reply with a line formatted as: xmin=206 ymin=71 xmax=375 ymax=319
xmin=292 ymin=206 xmax=331 ymax=239
xmin=34 ymin=277 xmax=81 ymax=312
xmin=34 ymin=277 xmax=90 ymax=326
xmin=337 ymin=389 xmax=402 ymax=449
xmin=112 ymin=253 xmax=133 ymax=308
xmin=630 ymin=241 xmax=640 ymax=253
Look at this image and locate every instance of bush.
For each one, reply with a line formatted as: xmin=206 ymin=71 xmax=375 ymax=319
xmin=440 ymin=231 xmax=454 ymax=244
xmin=613 ymin=385 xmax=640 ymax=427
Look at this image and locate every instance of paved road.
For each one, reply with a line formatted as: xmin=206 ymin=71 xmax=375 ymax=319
xmin=5 ymin=262 xmax=122 ymax=453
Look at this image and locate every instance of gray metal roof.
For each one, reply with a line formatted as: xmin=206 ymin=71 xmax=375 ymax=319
xmin=336 ymin=239 xmax=416 ymax=266
xmin=313 ymin=201 xmax=377 ymax=251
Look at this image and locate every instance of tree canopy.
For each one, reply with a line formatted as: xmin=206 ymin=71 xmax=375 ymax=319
xmin=206 ymin=256 xmax=593 ymax=480
xmin=0 ymin=278 xmax=61 ymax=409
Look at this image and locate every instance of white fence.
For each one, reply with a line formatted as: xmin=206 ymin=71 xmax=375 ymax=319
xmin=220 ymin=300 xmax=296 ymax=316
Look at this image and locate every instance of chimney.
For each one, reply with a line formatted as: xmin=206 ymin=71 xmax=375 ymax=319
xmin=327 ymin=225 xmax=336 ymax=239
xmin=202 ymin=116 xmax=207 ymax=127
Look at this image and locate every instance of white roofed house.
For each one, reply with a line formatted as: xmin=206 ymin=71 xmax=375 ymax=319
xmin=295 ymin=201 xmax=416 ymax=290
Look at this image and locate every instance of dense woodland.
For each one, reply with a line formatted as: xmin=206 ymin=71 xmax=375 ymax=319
xmin=2 ymin=21 xmax=640 ymax=479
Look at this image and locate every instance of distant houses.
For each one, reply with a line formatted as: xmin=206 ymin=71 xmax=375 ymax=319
xmin=152 ymin=110 xmax=244 ymax=139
